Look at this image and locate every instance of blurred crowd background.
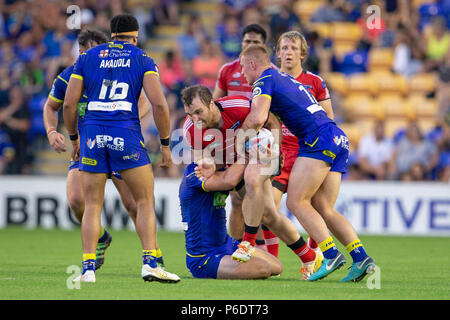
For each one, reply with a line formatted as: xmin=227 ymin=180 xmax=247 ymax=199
xmin=0 ymin=0 xmax=448 ymax=182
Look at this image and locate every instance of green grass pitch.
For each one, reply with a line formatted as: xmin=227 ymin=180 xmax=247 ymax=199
xmin=0 ymin=227 xmax=449 ymax=300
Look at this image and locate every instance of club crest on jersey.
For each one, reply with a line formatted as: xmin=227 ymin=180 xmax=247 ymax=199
xmin=252 ymin=87 xmax=262 ymax=98
xmin=232 ymin=72 xmax=241 ymax=78
xmin=86 ymin=138 xmax=95 ymax=149
xmin=99 ymin=49 xmax=109 ymax=58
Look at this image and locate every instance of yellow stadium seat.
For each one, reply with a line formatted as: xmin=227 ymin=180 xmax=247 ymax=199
xmin=332 ymin=41 xmax=356 ymax=58
xmin=413 ymin=98 xmax=438 ymax=118
xmin=377 ymin=95 xmax=409 ymax=118
xmin=330 ymin=22 xmax=363 ymax=43
xmin=412 ymin=0 xmax=435 ymax=9
xmin=347 ymin=73 xmax=377 ymax=96
xmin=417 ymin=118 xmax=437 ymax=133
xmin=310 ymin=23 xmax=331 ymax=39
xmin=338 ymin=122 xmax=363 ymax=151
xmin=372 ymin=72 xmax=409 ymax=96
xmin=409 ymin=73 xmax=436 ymax=94
xmin=294 ymin=0 xmax=324 ymax=23
xmin=343 ymin=96 xmax=383 ymax=119
xmin=384 ymin=119 xmax=409 ymax=138
xmin=369 ymin=48 xmax=394 ymax=71
xmin=322 ymin=72 xmax=347 ymax=96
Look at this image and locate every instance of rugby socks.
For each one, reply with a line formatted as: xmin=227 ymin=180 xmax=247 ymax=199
xmin=287 ymin=237 xmax=316 ymax=264
xmin=242 ymin=224 xmax=259 ymax=247
xmin=82 ymin=253 xmax=96 ymax=274
xmin=261 ymin=225 xmax=279 ymax=257
xmin=142 ymin=249 xmax=158 ymax=268
xmin=345 ymin=239 xmax=368 ymax=263
xmin=255 ymin=239 xmax=267 ymax=251
xmin=155 ymin=248 xmax=164 ymax=265
xmin=308 ymin=237 xmax=318 ymax=250
xmin=318 ymin=236 xmax=338 ymax=260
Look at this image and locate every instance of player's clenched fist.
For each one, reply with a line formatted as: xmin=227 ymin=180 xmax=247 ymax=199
xmin=47 ymin=130 xmax=67 ymax=153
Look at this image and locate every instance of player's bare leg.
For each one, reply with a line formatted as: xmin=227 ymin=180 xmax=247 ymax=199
xmin=311 ymin=171 xmax=375 ymax=282
xmin=74 ymin=171 xmax=108 ymax=283
xmin=66 ymin=169 xmax=85 ymax=223
xmin=286 ymin=157 xmax=332 ymax=244
xmin=119 ymin=164 xmax=180 ymax=283
xmin=311 ymin=171 xmax=358 ymax=246
xmin=287 ymin=157 xmax=346 ymax=281
xmin=217 ymin=248 xmax=282 ymax=279
xmin=119 ymin=164 xmax=157 ymax=250
xmin=81 ymin=172 xmax=108 ymax=254
xmin=112 ymin=176 xmax=137 ymax=225
xmin=112 ymin=175 xmax=165 ymax=268
xmin=228 ymin=191 xmax=245 ymax=239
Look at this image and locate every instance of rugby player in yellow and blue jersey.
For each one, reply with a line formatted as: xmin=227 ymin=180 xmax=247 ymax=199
xmin=180 ymin=158 xmax=282 ymax=279
xmin=237 ymin=45 xmax=375 ymax=282
xmin=43 ymin=29 xmax=167 ymax=271
xmin=63 ymin=14 xmax=179 ymax=283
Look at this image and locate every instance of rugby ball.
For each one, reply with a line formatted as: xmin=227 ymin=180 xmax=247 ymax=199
xmin=245 ymin=128 xmax=275 ymax=153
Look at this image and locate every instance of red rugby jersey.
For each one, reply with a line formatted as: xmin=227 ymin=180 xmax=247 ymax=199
xmin=183 ymin=95 xmax=250 ymax=164
xmin=216 ymin=59 xmax=277 ymax=99
xmin=281 ymin=70 xmax=330 ymax=151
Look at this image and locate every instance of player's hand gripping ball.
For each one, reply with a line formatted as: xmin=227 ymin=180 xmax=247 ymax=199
xmin=245 ymin=128 xmax=275 ymax=153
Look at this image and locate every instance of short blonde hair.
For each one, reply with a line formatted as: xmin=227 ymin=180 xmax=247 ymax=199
xmin=276 ymin=30 xmax=309 ymax=62
xmin=240 ymin=44 xmax=271 ymax=65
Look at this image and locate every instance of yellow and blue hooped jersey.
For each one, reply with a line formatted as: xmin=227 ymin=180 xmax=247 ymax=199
xmin=251 ymin=68 xmax=334 ymax=139
xmin=48 ymin=64 xmax=88 ymax=130
xmin=179 ymin=163 xmax=229 ymax=257
xmin=71 ymin=40 xmax=159 ymax=130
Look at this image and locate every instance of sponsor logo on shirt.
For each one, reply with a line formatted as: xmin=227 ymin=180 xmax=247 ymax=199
xmin=96 ymin=135 xmax=124 ymax=151
xmin=229 ymin=80 xmax=241 ymax=87
xmin=86 ymin=138 xmax=96 ymax=149
xmin=81 ymin=157 xmax=97 ymax=166
xmin=123 ymin=152 xmax=140 ymax=161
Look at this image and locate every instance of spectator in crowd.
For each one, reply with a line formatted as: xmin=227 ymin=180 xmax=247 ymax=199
xmin=0 ymin=85 xmax=30 ymax=174
xmin=129 ymin=0 xmax=158 ymax=43
xmin=311 ymin=0 xmax=348 ymax=23
xmin=437 ymin=47 xmax=450 ymax=120
xmin=269 ymin=0 xmax=301 ymax=43
xmin=390 ymin=122 xmax=439 ymax=180
xmin=177 ymin=13 xmax=205 ymax=60
xmin=193 ymin=38 xmax=223 ymax=90
xmin=435 ymin=121 xmax=450 ymax=182
xmin=168 ymin=59 xmax=200 ymax=110
xmin=241 ymin=6 xmax=263 ymax=27
xmin=221 ymin=0 xmax=258 ymax=18
xmin=155 ymin=0 xmax=180 ymax=26
xmin=159 ymin=49 xmax=185 ymax=92
xmin=393 ymin=24 xmax=424 ymax=78
xmin=358 ymin=121 xmax=395 ymax=180
xmin=217 ymin=14 xmax=242 ymax=60
xmin=423 ymin=16 xmax=450 ymax=72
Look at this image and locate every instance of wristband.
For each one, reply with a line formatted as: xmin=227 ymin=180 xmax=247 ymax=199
xmin=69 ymin=133 xmax=79 ymax=141
xmin=160 ymin=137 xmax=170 ymax=146
xmin=46 ymin=127 xmax=56 ymax=135
xmin=47 ymin=130 xmax=57 ymax=137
